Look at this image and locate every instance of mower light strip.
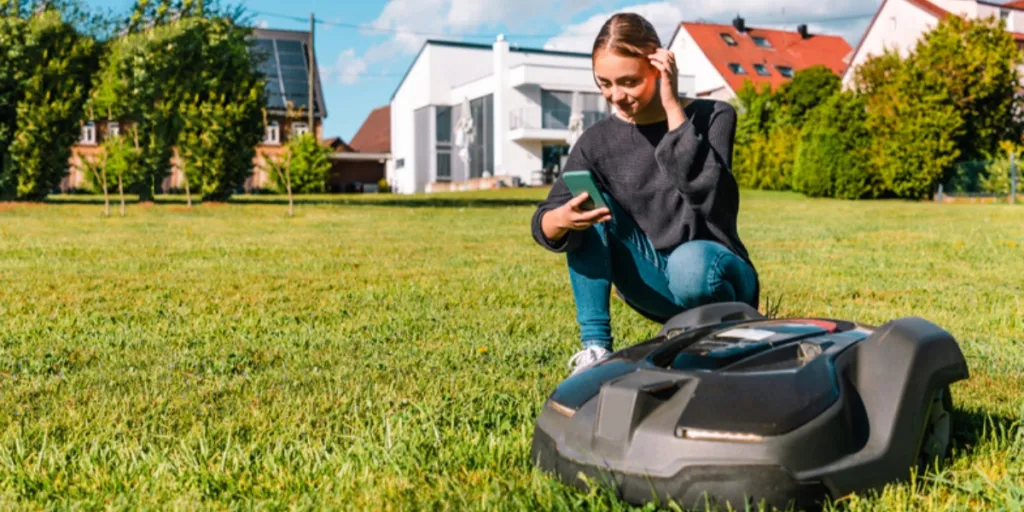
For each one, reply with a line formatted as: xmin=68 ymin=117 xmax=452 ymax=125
xmin=678 ymin=428 xmax=764 ymax=443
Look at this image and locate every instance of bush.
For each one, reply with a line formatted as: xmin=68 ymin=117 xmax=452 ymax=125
xmin=265 ymin=133 xmax=331 ymax=194
xmin=792 ymin=92 xmax=879 ymax=199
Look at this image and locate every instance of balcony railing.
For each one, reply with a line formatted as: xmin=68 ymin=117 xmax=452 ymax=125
xmin=509 ymin=108 xmax=609 ymax=131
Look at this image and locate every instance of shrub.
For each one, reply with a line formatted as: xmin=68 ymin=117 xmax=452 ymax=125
xmin=792 ymin=92 xmax=879 ymax=199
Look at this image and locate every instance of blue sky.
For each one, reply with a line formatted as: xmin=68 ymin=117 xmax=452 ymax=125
xmin=82 ymin=0 xmax=1013 ymax=142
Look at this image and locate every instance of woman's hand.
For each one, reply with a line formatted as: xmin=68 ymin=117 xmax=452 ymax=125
xmin=541 ymin=192 xmax=612 ymax=242
xmin=648 ymin=49 xmax=686 ymax=131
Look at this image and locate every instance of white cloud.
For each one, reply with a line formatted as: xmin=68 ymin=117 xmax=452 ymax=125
xmin=544 ymin=2 xmax=685 ymax=52
xmin=330 ymin=0 xmax=880 ymax=85
xmin=446 ymin=0 xmax=555 ymax=30
xmin=332 ymin=49 xmax=369 ymax=85
xmin=544 ymin=0 xmax=880 ymax=52
xmin=255 ymin=19 xmax=269 ymax=29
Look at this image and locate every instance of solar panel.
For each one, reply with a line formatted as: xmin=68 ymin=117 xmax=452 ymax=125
xmin=252 ymin=37 xmax=319 ymax=115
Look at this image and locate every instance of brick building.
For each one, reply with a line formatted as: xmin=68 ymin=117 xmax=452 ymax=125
xmin=63 ymin=27 xmax=327 ymax=195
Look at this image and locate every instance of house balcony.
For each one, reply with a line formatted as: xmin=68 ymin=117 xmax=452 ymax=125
xmin=508 ymin=108 xmax=608 ymax=143
xmin=508 ymin=63 xmax=697 ymax=97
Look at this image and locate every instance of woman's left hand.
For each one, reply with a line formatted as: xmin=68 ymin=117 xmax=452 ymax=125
xmin=648 ymin=49 xmax=686 ymax=130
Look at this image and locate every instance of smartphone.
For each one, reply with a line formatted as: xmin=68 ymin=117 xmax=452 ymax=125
xmin=561 ymin=170 xmax=609 ymax=211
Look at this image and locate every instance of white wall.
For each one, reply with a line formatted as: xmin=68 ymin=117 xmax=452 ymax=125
xmin=670 ymin=27 xmax=730 ymax=98
xmin=931 ymin=0 xmax=978 ymax=17
xmin=391 ymin=44 xmax=494 ymax=193
xmin=974 ymin=1 xmax=1024 ymax=31
xmin=390 ymin=49 xmax=431 ymax=194
xmin=842 ymin=0 xmax=943 ymax=89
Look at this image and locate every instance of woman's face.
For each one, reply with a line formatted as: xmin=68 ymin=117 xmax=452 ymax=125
xmin=593 ymin=49 xmax=658 ymax=120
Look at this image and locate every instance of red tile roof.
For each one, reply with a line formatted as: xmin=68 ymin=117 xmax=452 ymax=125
xmin=681 ymin=22 xmax=853 ymax=95
xmin=1004 ymin=0 xmax=1024 ymax=9
xmin=349 ymin=105 xmax=390 ymax=154
xmin=907 ymin=0 xmax=950 ymax=19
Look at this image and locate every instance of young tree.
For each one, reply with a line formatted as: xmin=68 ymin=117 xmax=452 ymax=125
xmin=258 ymin=103 xmax=325 ymax=216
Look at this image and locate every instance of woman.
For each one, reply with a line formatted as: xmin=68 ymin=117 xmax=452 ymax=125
xmin=531 ymin=12 xmax=760 ymax=375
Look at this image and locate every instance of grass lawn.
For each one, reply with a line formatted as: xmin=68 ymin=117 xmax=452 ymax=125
xmin=1 ymin=188 xmax=1021 ymax=510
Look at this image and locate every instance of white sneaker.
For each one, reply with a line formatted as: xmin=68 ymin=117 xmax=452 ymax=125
xmin=568 ymin=346 xmax=611 ymax=376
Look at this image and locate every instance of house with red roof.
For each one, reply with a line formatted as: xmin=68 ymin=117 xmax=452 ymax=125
xmin=667 ymin=16 xmax=853 ymax=101
xmin=322 ymin=105 xmax=391 ymax=193
xmin=842 ymin=0 xmax=1024 ymax=90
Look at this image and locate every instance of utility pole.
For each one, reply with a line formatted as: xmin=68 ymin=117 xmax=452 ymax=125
xmin=308 ymin=13 xmax=315 ymax=138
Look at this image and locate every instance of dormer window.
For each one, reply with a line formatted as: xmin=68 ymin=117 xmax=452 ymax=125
xmin=752 ymin=36 xmax=772 ymax=49
xmin=265 ymin=121 xmax=280 ymax=145
xmin=776 ymin=65 xmax=794 ymax=78
xmin=728 ymin=63 xmax=747 ymax=75
xmin=80 ymin=122 xmax=96 ymax=145
xmin=721 ymin=33 xmax=738 ymax=46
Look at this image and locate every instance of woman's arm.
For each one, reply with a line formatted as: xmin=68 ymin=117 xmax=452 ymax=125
xmin=654 ymin=100 xmax=737 ymax=200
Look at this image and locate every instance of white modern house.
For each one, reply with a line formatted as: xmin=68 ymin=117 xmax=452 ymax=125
xmin=842 ymin=0 xmax=1024 ymax=90
xmin=387 ymin=36 xmax=697 ymax=194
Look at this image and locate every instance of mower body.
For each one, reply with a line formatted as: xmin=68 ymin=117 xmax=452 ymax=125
xmin=531 ymin=303 xmax=969 ymax=510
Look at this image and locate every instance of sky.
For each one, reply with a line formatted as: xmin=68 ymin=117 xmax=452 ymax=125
xmin=82 ymin=0 xmax=1014 ymax=143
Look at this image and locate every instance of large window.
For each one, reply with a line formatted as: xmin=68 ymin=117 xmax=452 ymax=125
xmin=435 ymin=106 xmax=452 ymax=182
xmin=542 ymin=90 xmax=572 ymax=129
xmin=436 ymin=106 xmax=451 ymax=143
xmin=436 ymin=151 xmax=452 ymax=182
xmin=469 ymin=94 xmax=494 ymax=178
xmin=542 ymin=90 xmax=608 ymax=130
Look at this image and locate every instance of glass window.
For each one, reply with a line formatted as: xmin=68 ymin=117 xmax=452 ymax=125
xmin=436 ymin=151 xmax=451 ymax=181
xmin=721 ymin=33 xmax=737 ymax=46
xmin=264 ymin=122 xmax=280 ymax=145
xmin=752 ymin=36 xmax=772 ymax=49
xmin=469 ymin=94 xmax=493 ymax=178
xmin=80 ymin=122 xmax=96 ymax=145
xmin=728 ymin=63 xmax=747 ymax=75
xmin=754 ymin=64 xmax=771 ymax=76
xmin=776 ymin=66 xmax=794 ymax=78
xmin=541 ymin=90 xmax=572 ymax=130
xmin=436 ymin=106 xmax=451 ymax=143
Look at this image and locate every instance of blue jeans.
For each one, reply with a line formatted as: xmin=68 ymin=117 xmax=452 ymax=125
xmin=566 ymin=193 xmax=758 ymax=350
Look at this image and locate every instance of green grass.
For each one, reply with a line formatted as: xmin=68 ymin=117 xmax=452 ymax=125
xmin=1 ymin=188 xmax=1021 ymax=511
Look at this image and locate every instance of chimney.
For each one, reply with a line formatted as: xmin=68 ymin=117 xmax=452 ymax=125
xmin=733 ymin=15 xmax=746 ymax=33
xmin=798 ymin=24 xmax=810 ymax=39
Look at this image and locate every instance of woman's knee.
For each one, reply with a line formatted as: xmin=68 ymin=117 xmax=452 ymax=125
xmin=665 ymin=241 xmax=752 ymax=308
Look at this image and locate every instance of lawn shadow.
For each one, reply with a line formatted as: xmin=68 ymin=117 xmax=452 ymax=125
xmin=228 ymin=196 xmax=541 ymax=208
xmin=43 ymin=195 xmax=542 ymax=209
xmin=949 ymin=405 xmax=1020 ymax=459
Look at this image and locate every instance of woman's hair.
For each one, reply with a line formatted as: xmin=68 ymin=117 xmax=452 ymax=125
xmin=592 ymin=13 xmax=662 ymax=60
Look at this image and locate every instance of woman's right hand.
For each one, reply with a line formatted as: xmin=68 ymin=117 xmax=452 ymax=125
xmin=541 ymin=192 xmax=612 ymax=241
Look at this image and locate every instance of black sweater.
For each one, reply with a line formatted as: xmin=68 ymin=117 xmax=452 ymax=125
xmin=530 ymin=99 xmax=758 ymax=302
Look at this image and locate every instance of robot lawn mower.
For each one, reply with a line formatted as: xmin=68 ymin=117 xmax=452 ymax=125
xmin=531 ymin=302 xmax=969 ymax=511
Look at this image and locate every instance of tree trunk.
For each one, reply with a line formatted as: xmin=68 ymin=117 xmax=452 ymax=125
xmin=101 ymin=154 xmax=110 ymax=217
xmin=184 ymin=170 xmax=192 ymax=208
xmin=119 ymin=174 xmax=125 ymax=217
xmin=285 ymin=153 xmax=293 ymax=217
